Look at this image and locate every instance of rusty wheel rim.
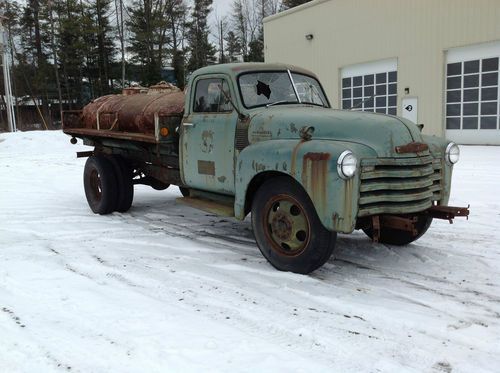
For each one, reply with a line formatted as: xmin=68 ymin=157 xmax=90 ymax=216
xmin=89 ymin=169 xmax=102 ymax=201
xmin=263 ymin=194 xmax=311 ymax=256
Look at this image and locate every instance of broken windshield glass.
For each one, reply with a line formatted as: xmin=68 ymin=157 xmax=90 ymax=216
xmin=238 ymin=72 xmax=299 ymax=108
xmin=238 ymin=71 xmax=328 ymax=109
xmin=291 ymin=73 xmax=328 ymax=107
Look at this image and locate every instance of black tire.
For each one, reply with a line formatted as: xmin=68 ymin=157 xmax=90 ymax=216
xmin=179 ymin=187 xmax=190 ymax=197
xmin=83 ymin=155 xmax=118 ymax=215
xmin=362 ymin=215 xmax=433 ymax=245
xmin=106 ymin=155 xmax=134 ymax=213
xmin=251 ymin=177 xmax=336 ymax=274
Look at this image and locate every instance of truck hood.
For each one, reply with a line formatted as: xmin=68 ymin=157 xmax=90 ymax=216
xmin=247 ymin=106 xmax=424 ymax=158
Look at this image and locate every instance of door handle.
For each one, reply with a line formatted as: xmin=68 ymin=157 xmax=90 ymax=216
xmin=183 ymin=122 xmax=194 ymax=127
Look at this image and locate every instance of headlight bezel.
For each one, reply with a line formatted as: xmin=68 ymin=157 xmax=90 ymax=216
xmin=445 ymin=142 xmax=460 ymax=165
xmin=337 ymin=150 xmax=357 ymax=179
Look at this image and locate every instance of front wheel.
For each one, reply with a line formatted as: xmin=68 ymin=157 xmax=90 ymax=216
xmin=251 ymin=177 xmax=336 ymax=274
xmin=362 ymin=214 xmax=433 ymax=245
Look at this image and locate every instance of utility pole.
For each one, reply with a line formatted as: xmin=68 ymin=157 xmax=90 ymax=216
xmin=220 ymin=20 xmax=224 ymax=64
xmin=0 ymin=15 xmax=16 ymax=132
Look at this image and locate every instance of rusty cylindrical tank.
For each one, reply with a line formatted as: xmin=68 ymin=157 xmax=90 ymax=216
xmin=81 ymin=82 xmax=185 ymax=137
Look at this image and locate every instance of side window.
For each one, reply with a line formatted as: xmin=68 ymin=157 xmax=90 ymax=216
xmin=193 ymin=78 xmax=232 ymax=113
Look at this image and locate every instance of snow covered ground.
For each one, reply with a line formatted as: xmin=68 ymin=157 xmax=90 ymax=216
xmin=0 ymin=130 xmax=499 ymax=372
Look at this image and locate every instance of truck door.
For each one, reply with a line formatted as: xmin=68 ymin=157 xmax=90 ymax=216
xmin=180 ymin=75 xmax=238 ymax=195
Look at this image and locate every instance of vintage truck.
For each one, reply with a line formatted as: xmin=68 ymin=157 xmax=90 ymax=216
xmin=63 ymin=63 xmax=469 ymax=274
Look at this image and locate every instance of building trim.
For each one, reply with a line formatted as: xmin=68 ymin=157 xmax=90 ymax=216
xmin=263 ymin=0 xmax=330 ymax=24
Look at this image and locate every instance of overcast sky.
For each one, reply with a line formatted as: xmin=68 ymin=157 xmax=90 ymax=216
xmin=207 ymin=0 xmax=234 ymax=44
xmin=213 ymin=0 xmax=233 ymax=16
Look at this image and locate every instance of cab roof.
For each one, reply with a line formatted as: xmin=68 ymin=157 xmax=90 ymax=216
xmin=192 ymin=63 xmax=318 ymax=79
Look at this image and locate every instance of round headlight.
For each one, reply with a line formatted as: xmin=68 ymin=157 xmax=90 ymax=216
xmin=445 ymin=142 xmax=460 ymax=165
xmin=337 ymin=150 xmax=357 ymax=179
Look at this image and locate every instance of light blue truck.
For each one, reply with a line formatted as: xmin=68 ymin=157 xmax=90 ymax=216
xmin=63 ymin=63 xmax=469 ymax=274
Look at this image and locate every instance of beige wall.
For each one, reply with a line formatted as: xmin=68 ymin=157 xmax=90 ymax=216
xmin=263 ymin=0 xmax=500 ymax=137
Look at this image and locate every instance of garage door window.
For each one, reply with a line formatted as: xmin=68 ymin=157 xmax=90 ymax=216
xmin=446 ymin=57 xmax=499 ymax=130
xmin=342 ymin=70 xmax=397 ymax=115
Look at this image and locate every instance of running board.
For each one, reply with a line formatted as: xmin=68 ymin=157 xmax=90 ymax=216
xmin=176 ymin=196 xmax=235 ymax=217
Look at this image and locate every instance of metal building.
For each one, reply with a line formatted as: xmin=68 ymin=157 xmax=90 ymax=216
xmin=263 ymin=0 xmax=500 ymax=145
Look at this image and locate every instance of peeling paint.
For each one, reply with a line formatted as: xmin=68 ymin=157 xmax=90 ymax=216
xmin=201 ymin=130 xmax=214 ymax=153
xmin=290 ymin=140 xmax=305 ymax=177
xmin=254 ymin=162 xmax=266 ymax=172
xmin=302 ymin=152 xmax=330 ymax=218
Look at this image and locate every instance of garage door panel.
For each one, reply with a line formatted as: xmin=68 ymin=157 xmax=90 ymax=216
xmin=445 ymin=41 xmax=500 ymax=145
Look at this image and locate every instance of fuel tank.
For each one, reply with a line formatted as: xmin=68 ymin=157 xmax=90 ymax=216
xmin=81 ymin=82 xmax=185 ymax=136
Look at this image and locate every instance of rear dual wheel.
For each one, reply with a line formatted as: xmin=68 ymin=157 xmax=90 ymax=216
xmin=251 ymin=177 xmax=336 ymax=274
xmin=107 ymin=155 xmax=134 ymax=212
xmin=83 ymin=155 xmax=134 ymax=214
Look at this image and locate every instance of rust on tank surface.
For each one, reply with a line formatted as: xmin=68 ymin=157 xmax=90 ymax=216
xmin=122 ymin=86 xmax=148 ymax=95
xmin=148 ymin=81 xmax=179 ymax=94
xmin=79 ymin=83 xmax=185 ymax=136
xmin=302 ymin=152 xmax=330 ymax=217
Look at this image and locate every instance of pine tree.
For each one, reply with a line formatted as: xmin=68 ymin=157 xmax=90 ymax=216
xmin=54 ymin=0 xmax=87 ymax=106
xmin=127 ymin=0 xmax=171 ymax=86
xmin=231 ymin=0 xmax=248 ymax=61
xmin=186 ymin=0 xmax=216 ymax=73
xmin=247 ymin=34 xmax=263 ymax=62
xmin=165 ymin=0 xmax=188 ymax=88
xmin=225 ymin=31 xmax=241 ymax=62
xmin=282 ymin=0 xmax=310 ymax=9
xmin=87 ymin=0 xmax=115 ymax=95
xmin=18 ymin=0 xmax=53 ymax=127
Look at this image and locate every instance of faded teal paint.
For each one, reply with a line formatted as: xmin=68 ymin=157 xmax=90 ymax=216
xmin=182 ymin=63 xmax=456 ymax=233
xmin=234 ymin=139 xmax=376 ymax=233
xmin=247 ymin=106 xmax=424 ymax=158
xmin=180 ymin=73 xmax=238 ymax=195
xmin=67 ymin=63 xmax=460 ymax=236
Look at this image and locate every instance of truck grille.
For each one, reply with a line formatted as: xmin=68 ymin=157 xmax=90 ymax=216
xmin=357 ymin=155 xmax=442 ymax=217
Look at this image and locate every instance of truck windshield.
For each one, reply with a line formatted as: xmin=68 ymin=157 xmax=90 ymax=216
xmin=238 ymin=71 xmax=328 ymax=109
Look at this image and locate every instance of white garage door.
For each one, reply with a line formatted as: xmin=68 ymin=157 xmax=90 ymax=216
xmin=341 ymin=58 xmax=398 ymax=115
xmin=446 ymin=41 xmax=500 ymax=145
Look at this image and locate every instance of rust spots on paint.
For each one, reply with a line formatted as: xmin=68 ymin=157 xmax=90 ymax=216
xmin=290 ymin=140 xmax=305 ymax=177
xmin=251 ymin=160 xmax=266 ymax=172
xmin=302 ymin=152 xmax=330 ymax=217
xmin=343 ymin=177 xmax=355 ymax=227
xmin=303 ymin=152 xmax=329 ymax=161
xmin=395 ymin=142 xmax=429 ymax=154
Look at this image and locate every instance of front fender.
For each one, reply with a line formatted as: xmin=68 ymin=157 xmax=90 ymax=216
xmin=234 ymin=139 xmax=376 ymax=233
